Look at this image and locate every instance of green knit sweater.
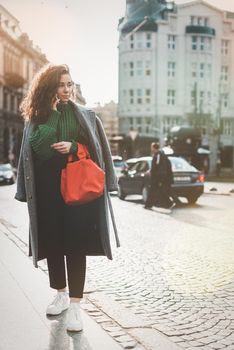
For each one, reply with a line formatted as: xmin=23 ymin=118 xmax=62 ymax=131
xmin=29 ymin=103 xmax=88 ymax=161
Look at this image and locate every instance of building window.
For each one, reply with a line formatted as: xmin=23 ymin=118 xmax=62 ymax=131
xmin=136 ymin=61 xmax=143 ymax=76
xmin=163 ymin=116 xmax=181 ymax=134
xmin=168 ymin=62 xmax=176 ymax=77
xmin=222 ymin=119 xmax=232 ymax=135
xmin=129 ymin=89 xmax=134 ymax=104
xmin=204 ymin=18 xmax=209 ymax=26
xmin=3 ymin=91 xmax=8 ymax=110
xmin=145 ymin=60 xmax=151 ymax=76
xmin=221 ymin=66 xmax=228 ymax=81
xmin=200 ymin=37 xmax=205 ymax=51
xmin=199 ymin=91 xmax=205 ymax=109
xmin=130 ymin=34 xmax=134 ymax=49
xmin=145 ymin=89 xmax=151 ymax=103
xmin=191 ymin=90 xmax=196 ymax=106
xmin=146 ymin=69 xmax=151 ymax=76
xmin=129 ymin=117 xmax=133 ymax=126
xmin=192 ymin=36 xmax=197 ymax=50
xmin=198 ymin=17 xmax=203 ymax=26
xmin=191 ymin=16 xmax=209 ymax=26
xmin=223 ymin=94 xmax=228 ymax=109
xmin=206 ymin=37 xmax=212 ymax=51
xmin=200 ymin=63 xmax=205 ymax=78
xmin=168 ymin=35 xmax=176 ymax=50
xmin=129 ymin=61 xmax=134 ymax=76
xmin=136 ymin=32 xmax=143 ymax=49
xmin=221 ymin=40 xmax=229 ymax=55
xmin=167 ymin=90 xmax=176 ymax=105
xmin=146 ymin=33 xmax=151 ymax=48
xmin=137 ymin=88 xmax=142 ymax=104
xmin=191 ymin=63 xmax=197 ymax=78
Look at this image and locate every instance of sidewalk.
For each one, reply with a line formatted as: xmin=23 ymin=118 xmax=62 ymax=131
xmin=0 ymin=226 xmax=122 ymax=350
xmin=204 ymin=181 xmax=234 ymax=195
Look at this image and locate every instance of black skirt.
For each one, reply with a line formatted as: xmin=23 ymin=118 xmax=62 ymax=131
xmin=34 ymin=153 xmax=104 ymax=260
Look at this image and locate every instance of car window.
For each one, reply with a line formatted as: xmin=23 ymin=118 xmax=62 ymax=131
xmin=138 ymin=161 xmax=149 ymax=172
xmin=169 ymin=157 xmax=196 ymax=171
xmin=0 ymin=163 xmax=12 ymax=171
xmin=128 ymin=162 xmax=140 ymax=172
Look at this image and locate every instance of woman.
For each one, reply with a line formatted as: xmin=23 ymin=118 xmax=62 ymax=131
xmin=15 ymin=64 xmax=120 ymax=332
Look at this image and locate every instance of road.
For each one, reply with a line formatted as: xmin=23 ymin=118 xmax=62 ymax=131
xmin=0 ymin=184 xmax=234 ymax=349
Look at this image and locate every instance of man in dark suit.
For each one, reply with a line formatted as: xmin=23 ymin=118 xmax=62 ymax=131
xmin=144 ymin=142 xmax=174 ymax=211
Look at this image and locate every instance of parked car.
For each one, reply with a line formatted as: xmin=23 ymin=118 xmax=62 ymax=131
xmin=118 ymin=156 xmax=204 ymax=204
xmin=0 ymin=163 xmax=16 ymax=185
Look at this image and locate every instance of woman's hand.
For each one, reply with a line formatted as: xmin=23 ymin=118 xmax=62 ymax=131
xmin=51 ymin=95 xmax=60 ymax=111
xmin=51 ymin=141 xmax=72 ymax=154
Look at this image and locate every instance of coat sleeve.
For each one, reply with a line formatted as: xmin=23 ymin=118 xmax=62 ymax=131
xmin=95 ymin=116 xmax=118 ymax=192
xmin=15 ymin=124 xmax=27 ymax=202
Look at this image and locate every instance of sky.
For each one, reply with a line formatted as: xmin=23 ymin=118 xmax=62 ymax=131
xmin=1 ymin=0 xmax=234 ymax=107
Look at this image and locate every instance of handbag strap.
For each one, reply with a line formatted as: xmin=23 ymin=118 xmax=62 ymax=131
xmin=77 ymin=143 xmax=90 ymax=159
xmin=67 ymin=143 xmax=90 ymax=163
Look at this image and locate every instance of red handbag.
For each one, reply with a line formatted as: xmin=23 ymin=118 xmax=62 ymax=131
xmin=61 ymin=143 xmax=105 ymax=205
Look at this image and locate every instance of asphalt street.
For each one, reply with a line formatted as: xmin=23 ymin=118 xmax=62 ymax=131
xmin=0 ymin=184 xmax=234 ymax=349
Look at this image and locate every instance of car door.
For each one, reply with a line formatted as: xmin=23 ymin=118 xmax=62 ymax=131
xmin=128 ymin=161 xmax=149 ymax=194
xmin=123 ymin=161 xmax=141 ymax=194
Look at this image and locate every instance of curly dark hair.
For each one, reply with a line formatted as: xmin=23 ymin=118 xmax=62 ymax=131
xmin=20 ymin=64 xmax=74 ymax=123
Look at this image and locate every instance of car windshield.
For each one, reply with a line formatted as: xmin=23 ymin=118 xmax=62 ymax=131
xmin=169 ymin=157 xmax=196 ymax=171
xmin=0 ymin=164 xmax=12 ymax=171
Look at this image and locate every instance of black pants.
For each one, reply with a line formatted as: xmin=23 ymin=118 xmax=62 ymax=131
xmin=146 ymin=182 xmax=173 ymax=209
xmin=47 ymin=254 xmax=86 ymax=298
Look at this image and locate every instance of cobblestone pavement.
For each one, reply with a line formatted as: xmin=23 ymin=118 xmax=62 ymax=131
xmin=1 ymin=185 xmax=234 ymax=349
xmin=87 ymin=194 xmax=234 ymax=349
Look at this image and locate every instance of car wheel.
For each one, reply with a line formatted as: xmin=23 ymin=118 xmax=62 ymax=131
xmin=187 ymin=195 xmax=198 ymax=204
xmin=142 ymin=186 xmax=148 ymax=204
xmin=118 ymin=185 xmax=126 ymax=200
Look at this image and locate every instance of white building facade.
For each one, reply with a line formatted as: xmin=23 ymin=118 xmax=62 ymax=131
xmin=118 ymin=0 xmax=234 ymax=171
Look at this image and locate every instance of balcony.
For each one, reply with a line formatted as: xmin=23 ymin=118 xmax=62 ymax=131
xmin=4 ymin=72 xmax=25 ymax=89
xmin=186 ymin=25 xmax=216 ymax=36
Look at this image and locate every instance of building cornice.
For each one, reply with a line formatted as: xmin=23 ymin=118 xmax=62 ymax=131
xmin=0 ymin=28 xmax=48 ymax=63
xmin=0 ymin=4 xmax=19 ymax=25
xmin=177 ymin=0 xmax=224 ymax=14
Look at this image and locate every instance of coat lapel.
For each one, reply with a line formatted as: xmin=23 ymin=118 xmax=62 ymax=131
xmin=70 ymin=102 xmax=101 ymax=165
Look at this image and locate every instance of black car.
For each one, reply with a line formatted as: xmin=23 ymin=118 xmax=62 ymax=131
xmin=118 ymin=156 xmax=204 ymax=204
xmin=0 ymin=163 xmax=16 ymax=185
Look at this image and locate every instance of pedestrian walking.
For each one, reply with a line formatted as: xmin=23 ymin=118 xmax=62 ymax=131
xmin=15 ymin=64 xmax=120 ymax=332
xmin=144 ymin=142 xmax=174 ymax=212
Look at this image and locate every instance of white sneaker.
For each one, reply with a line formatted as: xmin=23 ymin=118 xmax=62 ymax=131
xmin=155 ymin=207 xmax=171 ymax=214
xmin=66 ymin=303 xmax=83 ymax=332
xmin=46 ymin=292 xmax=69 ymax=315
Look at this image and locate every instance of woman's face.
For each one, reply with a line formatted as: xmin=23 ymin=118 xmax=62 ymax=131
xmin=56 ymin=73 xmax=74 ymax=103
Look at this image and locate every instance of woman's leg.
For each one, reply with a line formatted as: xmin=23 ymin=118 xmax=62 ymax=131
xmin=47 ymin=254 xmax=67 ymax=291
xmin=65 ymin=253 xmax=86 ymax=331
xmin=66 ymin=253 xmax=86 ymax=300
xmin=46 ymin=254 xmax=69 ymax=315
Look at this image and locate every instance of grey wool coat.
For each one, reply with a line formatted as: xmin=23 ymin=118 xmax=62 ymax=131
xmin=15 ymin=102 xmax=120 ymax=267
